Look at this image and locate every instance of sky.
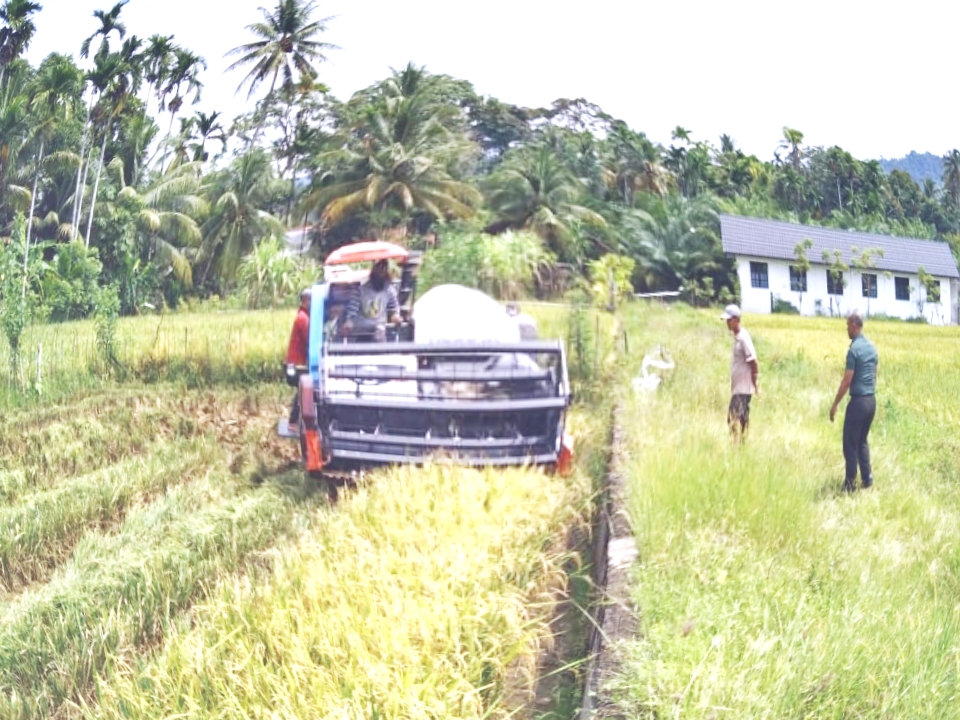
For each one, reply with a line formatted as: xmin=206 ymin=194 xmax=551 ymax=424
xmin=22 ymin=0 xmax=960 ymax=162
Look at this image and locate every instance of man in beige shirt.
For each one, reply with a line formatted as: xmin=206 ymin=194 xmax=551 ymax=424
xmin=721 ymin=304 xmax=759 ymax=443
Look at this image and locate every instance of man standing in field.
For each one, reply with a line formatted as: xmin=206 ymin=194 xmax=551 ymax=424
xmin=830 ymin=311 xmax=878 ymax=492
xmin=721 ymin=304 xmax=759 ymax=443
xmin=285 ymin=288 xmax=311 ymax=425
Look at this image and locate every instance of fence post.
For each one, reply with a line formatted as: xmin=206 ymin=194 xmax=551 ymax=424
xmin=594 ymin=314 xmax=600 ymax=380
xmin=36 ymin=343 xmax=41 ymax=388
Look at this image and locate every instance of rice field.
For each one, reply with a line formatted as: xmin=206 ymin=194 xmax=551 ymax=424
xmin=0 ymin=303 xmax=613 ymax=719
xmin=0 ymin=308 xmax=294 ymax=406
xmin=613 ymin=304 xmax=960 ymax=718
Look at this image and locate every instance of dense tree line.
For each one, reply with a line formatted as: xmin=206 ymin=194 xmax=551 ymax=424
xmin=1 ymin=0 xmax=959 ymax=319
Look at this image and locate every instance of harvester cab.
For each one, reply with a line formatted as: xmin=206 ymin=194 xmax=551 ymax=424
xmin=279 ymin=240 xmax=573 ymax=476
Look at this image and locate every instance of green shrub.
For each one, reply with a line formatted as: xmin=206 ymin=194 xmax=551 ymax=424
xmin=0 ymin=215 xmax=32 ymax=387
xmin=589 ymin=253 xmax=635 ymax=310
xmin=419 ymin=230 xmax=555 ymax=299
xmin=236 ymin=236 xmax=319 ymax=309
xmin=94 ymin=283 xmax=121 ymax=374
xmin=39 ymin=242 xmax=103 ymax=322
xmin=772 ymin=296 xmax=800 ymax=314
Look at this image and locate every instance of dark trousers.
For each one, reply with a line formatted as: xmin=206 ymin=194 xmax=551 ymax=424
xmin=728 ymin=394 xmax=751 ymax=436
xmin=843 ymin=395 xmax=876 ymax=485
xmin=288 ymin=392 xmax=300 ymax=425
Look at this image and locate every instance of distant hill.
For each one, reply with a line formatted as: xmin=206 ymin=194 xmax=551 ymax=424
xmin=878 ymin=151 xmax=942 ymax=186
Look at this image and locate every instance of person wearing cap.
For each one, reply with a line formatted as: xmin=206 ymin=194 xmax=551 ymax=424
xmin=721 ymin=304 xmax=759 ymax=443
xmin=830 ymin=311 xmax=878 ymax=492
xmin=342 ymin=259 xmax=402 ymax=340
xmin=285 ymin=288 xmax=311 ymax=424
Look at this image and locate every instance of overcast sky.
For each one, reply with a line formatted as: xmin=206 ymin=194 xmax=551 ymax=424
xmin=23 ymin=0 xmax=959 ymax=162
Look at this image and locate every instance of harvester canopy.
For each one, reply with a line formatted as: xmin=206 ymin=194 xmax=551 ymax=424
xmin=325 ymin=241 xmax=409 ymax=265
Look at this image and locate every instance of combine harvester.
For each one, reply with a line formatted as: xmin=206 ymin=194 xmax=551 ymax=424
xmin=279 ymin=241 xmax=574 ymax=476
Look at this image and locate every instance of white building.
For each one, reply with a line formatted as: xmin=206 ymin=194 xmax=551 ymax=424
xmin=720 ymin=215 xmax=960 ymax=325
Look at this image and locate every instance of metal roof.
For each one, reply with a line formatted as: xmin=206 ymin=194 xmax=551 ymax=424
xmin=720 ymin=214 xmax=960 ymax=279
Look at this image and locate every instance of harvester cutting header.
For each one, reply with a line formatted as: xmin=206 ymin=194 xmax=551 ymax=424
xmin=279 ymin=240 xmax=574 ymax=475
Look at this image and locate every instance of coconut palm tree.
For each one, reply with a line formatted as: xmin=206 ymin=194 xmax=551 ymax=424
xmin=604 ymin=123 xmax=669 ymax=203
xmin=0 ymin=0 xmax=40 ymax=94
xmin=942 ymin=149 xmax=960 ymax=207
xmin=485 ymin=144 xmax=605 ymax=258
xmin=779 ymin=127 xmax=804 ymax=171
xmin=620 ymin=194 xmax=727 ymax=295
xmin=198 ymin=150 xmax=285 ymax=283
xmin=124 ymin=160 xmax=207 ymax=287
xmin=227 ymin=0 xmax=337 ymax=99
xmin=302 ymin=74 xmax=480 ymax=235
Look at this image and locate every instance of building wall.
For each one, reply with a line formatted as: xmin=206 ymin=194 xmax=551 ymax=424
xmin=736 ymin=256 xmax=954 ymax=325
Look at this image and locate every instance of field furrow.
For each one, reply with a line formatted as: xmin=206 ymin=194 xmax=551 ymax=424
xmin=0 ymin=440 xmax=212 ymax=590
xmin=0 ymin=478 xmax=298 ymax=720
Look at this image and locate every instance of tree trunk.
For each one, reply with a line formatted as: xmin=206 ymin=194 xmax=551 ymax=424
xmin=286 ymin=158 xmax=298 ymax=225
xmin=22 ymin=140 xmax=44 ymax=298
xmin=72 ymin=92 xmax=95 ymax=240
xmin=159 ymin=110 xmax=177 ymax=175
xmin=74 ymin=140 xmax=95 ymax=243
xmin=85 ymin=131 xmax=109 ymax=248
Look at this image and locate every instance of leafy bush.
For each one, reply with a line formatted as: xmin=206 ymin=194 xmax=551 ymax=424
xmin=0 ymin=215 xmax=31 ymax=387
xmin=772 ymin=297 xmax=800 ymax=314
xmin=565 ymin=286 xmax=596 ymax=385
xmin=419 ymin=230 xmax=555 ymax=299
xmin=94 ymin=283 xmax=121 ymax=373
xmin=39 ymin=242 xmax=103 ymax=322
xmin=588 ymin=253 xmax=635 ymax=310
xmin=235 ymin=236 xmax=319 ymax=309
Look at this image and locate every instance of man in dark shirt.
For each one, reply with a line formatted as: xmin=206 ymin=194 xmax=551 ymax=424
xmin=829 ymin=312 xmax=879 ymax=492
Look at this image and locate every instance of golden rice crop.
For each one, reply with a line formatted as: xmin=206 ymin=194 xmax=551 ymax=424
xmin=88 ymin=453 xmax=594 ymax=720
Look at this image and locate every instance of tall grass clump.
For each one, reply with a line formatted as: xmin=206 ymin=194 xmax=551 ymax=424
xmin=611 ymin=304 xmax=960 ymax=719
xmin=89 ymin=459 xmax=592 ymax=720
xmin=419 ymin=229 xmax=554 ymax=300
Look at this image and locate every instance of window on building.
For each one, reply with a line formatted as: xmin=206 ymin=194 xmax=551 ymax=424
xmin=895 ymin=277 xmax=910 ymax=301
xmin=750 ymin=261 xmax=769 ymax=289
xmin=789 ymin=266 xmax=807 ymax=292
xmin=826 ymin=270 xmax=844 ymax=296
xmin=928 ymin=279 xmax=942 ymax=304
xmin=861 ymin=273 xmax=877 ymax=299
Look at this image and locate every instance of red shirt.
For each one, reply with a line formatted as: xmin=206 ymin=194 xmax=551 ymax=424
xmin=286 ymin=306 xmax=310 ymax=365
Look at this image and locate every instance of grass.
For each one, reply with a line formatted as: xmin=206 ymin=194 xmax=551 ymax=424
xmin=0 ymin=308 xmax=293 ymax=409
xmin=612 ymin=303 xmax=960 ymax=718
